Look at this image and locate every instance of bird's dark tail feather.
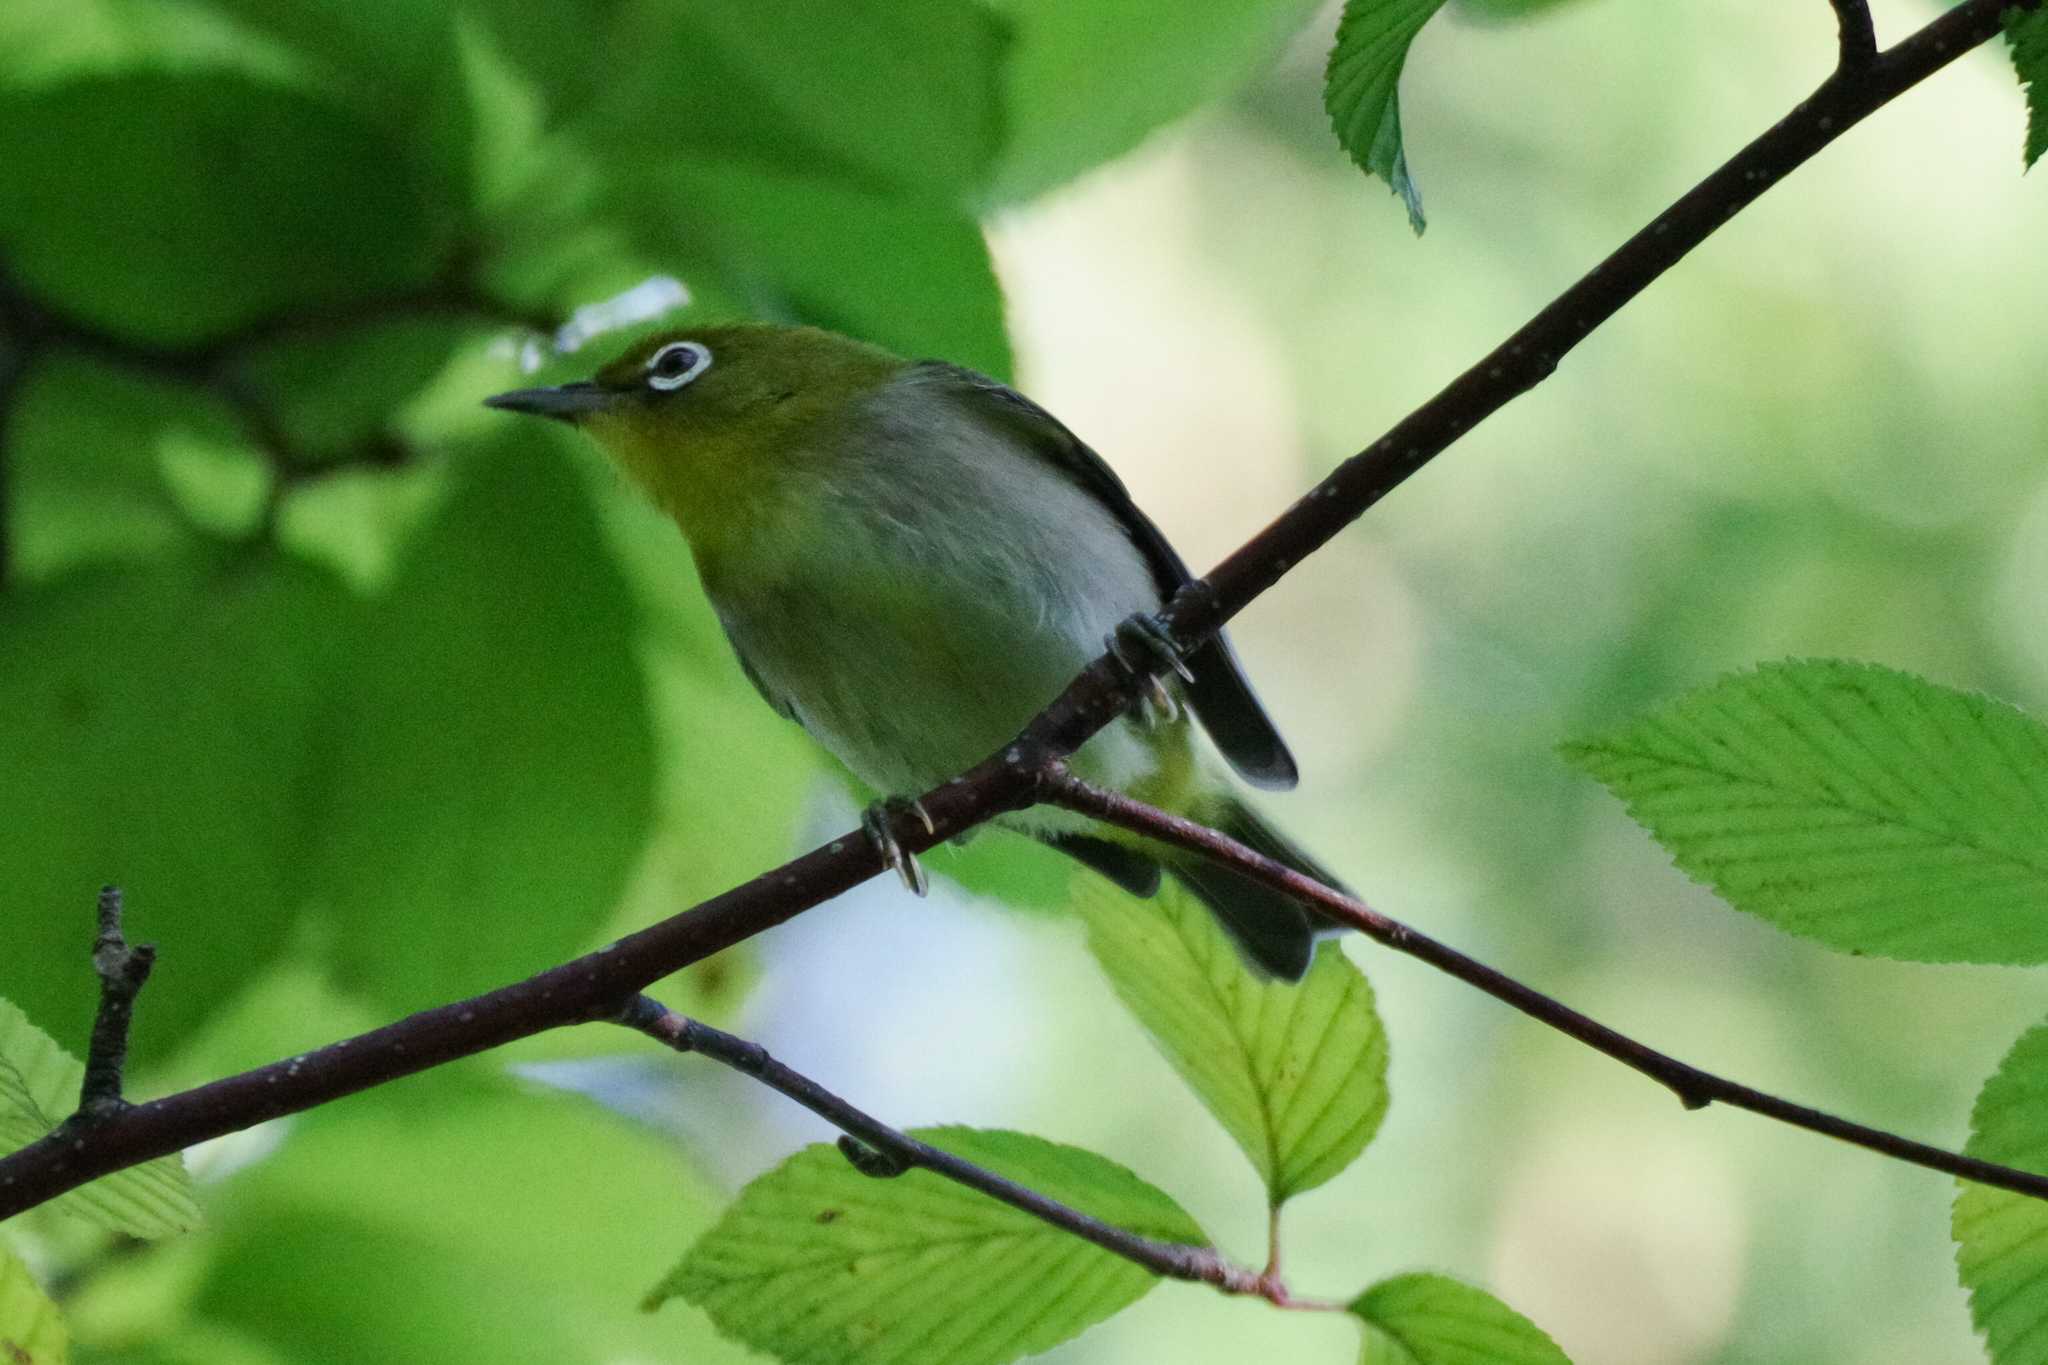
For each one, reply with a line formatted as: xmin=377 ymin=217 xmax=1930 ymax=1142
xmin=1166 ymin=798 xmax=1342 ymax=983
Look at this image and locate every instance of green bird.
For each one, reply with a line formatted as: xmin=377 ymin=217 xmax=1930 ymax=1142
xmin=487 ymin=324 xmax=1340 ymax=979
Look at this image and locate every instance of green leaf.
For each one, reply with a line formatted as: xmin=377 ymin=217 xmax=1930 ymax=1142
xmin=620 ymin=155 xmax=1012 ymax=379
xmin=1 ymin=1244 xmax=68 ymax=1365
xmin=655 ymin=1127 xmax=1205 ymax=1365
xmin=1078 ymin=881 xmax=1389 ymax=1203
xmin=186 ymin=1075 xmax=751 ymax=1365
xmin=307 ymin=437 xmax=654 ymax=1011
xmin=0 ymin=1000 xmax=200 ymax=1238
xmin=0 ymin=555 xmax=350 ymax=1066
xmin=660 ymin=0 xmax=1006 ymax=202
xmin=986 ymin=0 xmax=1325 ymax=204
xmin=2011 ymin=7 xmax=2048 ymax=171
xmin=1955 ymin=1020 xmax=2048 ymax=1364
xmin=1562 ymin=660 xmax=2048 ymax=964
xmin=0 ymin=70 xmax=447 ymax=347
xmin=5 ymin=355 xmax=230 ymax=582
xmin=1324 ymin=0 xmax=1447 ymax=233
xmin=1352 ymin=1273 xmax=1573 ymax=1365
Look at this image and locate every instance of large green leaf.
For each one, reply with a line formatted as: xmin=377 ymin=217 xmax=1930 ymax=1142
xmin=0 ymin=1000 xmax=200 ymax=1238
xmin=661 ymin=0 xmax=1006 ymax=202
xmin=0 ymin=1244 xmax=68 ymax=1365
xmin=0 ymin=69 xmax=448 ymax=347
xmin=1324 ymin=0 xmax=1447 ymax=232
xmin=1955 ymin=1020 xmax=2048 ymax=1364
xmin=306 ymin=437 xmax=654 ymax=1010
xmin=1563 ymin=661 xmax=2048 ymax=964
xmin=2011 ymin=7 xmax=2048 ymax=170
xmin=985 ymin=0 xmax=1324 ymax=204
xmin=655 ymin=1127 xmax=1205 ymax=1365
xmin=185 ymin=1075 xmax=751 ymax=1365
xmin=1352 ymin=1274 xmax=1573 ymax=1365
xmin=621 ymin=155 xmax=1012 ymax=379
xmin=1078 ymin=881 xmax=1389 ymax=1204
xmin=4 ymin=356 xmax=228 ymax=582
xmin=0 ymin=555 xmax=349 ymax=1065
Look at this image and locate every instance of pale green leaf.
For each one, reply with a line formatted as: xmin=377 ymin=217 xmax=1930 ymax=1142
xmin=1078 ymin=881 xmax=1389 ymax=1203
xmin=1955 ymin=1020 xmax=2048 ymax=1364
xmin=0 ymin=1244 xmax=68 ymax=1365
xmin=308 ymin=436 xmax=654 ymax=1011
xmin=1563 ymin=660 xmax=2048 ymax=964
xmin=0 ymin=1000 xmax=200 ymax=1238
xmin=1324 ymin=0 xmax=1447 ymax=232
xmin=1352 ymin=1273 xmax=1573 ymax=1365
xmin=2011 ymin=8 xmax=2048 ymax=170
xmin=655 ymin=1126 xmax=1205 ymax=1365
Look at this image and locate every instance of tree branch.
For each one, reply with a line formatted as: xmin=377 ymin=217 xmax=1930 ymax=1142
xmin=1040 ymin=771 xmax=2048 ymax=1201
xmin=1830 ymin=1 xmax=1878 ymax=68
xmin=72 ymin=887 xmax=155 ymax=1124
xmin=611 ymin=996 xmax=1330 ymax=1307
xmin=0 ymin=0 xmax=2034 ymax=1222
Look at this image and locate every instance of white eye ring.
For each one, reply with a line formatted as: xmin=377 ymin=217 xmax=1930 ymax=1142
xmin=645 ymin=341 xmax=712 ymax=391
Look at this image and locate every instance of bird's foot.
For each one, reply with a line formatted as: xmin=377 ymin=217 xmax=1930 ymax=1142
xmin=1105 ymin=611 xmax=1191 ymax=727
xmin=861 ymin=797 xmax=934 ymax=897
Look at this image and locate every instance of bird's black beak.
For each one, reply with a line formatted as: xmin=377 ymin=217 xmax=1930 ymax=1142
xmin=483 ymin=381 xmax=614 ymax=424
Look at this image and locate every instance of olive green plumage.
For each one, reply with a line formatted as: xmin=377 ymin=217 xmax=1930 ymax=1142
xmin=487 ymin=324 xmax=1334 ymax=978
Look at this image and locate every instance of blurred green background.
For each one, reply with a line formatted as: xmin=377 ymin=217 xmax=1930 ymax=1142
xmin=3 ymin=0 xmax=2044 ymax=1361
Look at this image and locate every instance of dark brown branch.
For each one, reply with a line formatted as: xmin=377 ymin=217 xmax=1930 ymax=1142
xmin=1830 ymin=1 xmax=1878 ymax=68
xmin=0 ymin=0 xmax=2034 ymax=1222
xmin=1041 ymin=772 xmax=2048 ymax=1202
xmin=73 ymin=887 xmax=155 ymax=1123
xmin=612 ymin=996 xmax=1329 ymax=1306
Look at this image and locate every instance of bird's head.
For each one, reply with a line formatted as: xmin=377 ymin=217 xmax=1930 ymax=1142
xmin=486 ymin=324 xmax=903 ymax=562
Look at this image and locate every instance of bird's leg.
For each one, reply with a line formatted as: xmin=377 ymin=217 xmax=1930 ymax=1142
xmin=1105 ymin=611 xmax=1192 ymax=728
xmin=861 ymin=796 xmax=934 ymax=897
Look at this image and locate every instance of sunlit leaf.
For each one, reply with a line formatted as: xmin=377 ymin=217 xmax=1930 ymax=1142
xmin=0 ymin=1244 xmax=68 ymax=1365
xmin=307 ymin=436 xmax=655 ymax=1010
xmin=1955 ymin=1020 xmax=2048 ymax=1364
xmin=1352 ymin=1273 xmax=1573 ymax=1365
xmin=187 ymin=1075 xmax=749 ymax=1365
xmin=656 ymin=1127 xmax=1205 ymax=1365
xmin=1324 ymin=0 xmax=1446 ymax=232
xmin=0 ymin=999 xmax=200 ymax=1238
xmin=1079 ymin=882 xmax=1389 ymax=1203
xmin=1563 ymin=660 xmax=2048 ymax=964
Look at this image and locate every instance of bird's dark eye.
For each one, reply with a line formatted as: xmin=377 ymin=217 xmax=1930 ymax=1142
xmin=646 ymin=341 xmax=710 ymax=392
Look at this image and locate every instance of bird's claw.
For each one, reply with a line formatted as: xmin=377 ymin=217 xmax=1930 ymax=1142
xmin=1106 ymin=612 xmax=1191 ymax=728
xmin=862 ymin=798 xmax=931 ymax=897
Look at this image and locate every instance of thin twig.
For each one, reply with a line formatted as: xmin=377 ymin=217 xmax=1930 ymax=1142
xmin=1040 ymin=772 xmax=2048 ymax=1202
xmin=611 ymin=996 xmax=1334 ymax=1306
xmin=73 ymin=887 xmax=155 ymax=1123
xmin=1830 ymin=0 xmax=1878 ymax=67
xmin=0 ymin=0 xmax=2035 ymax=1223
